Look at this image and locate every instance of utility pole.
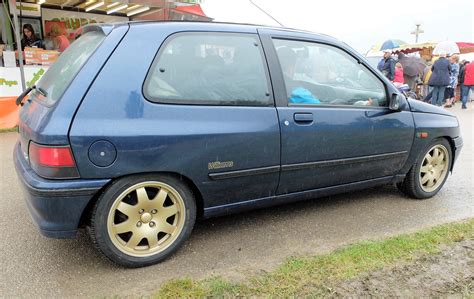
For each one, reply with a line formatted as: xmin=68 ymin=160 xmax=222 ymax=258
xmin=411 ymin=23 xmax=424 ymax=43
xmin=9 ymin=0 xmax=26 ymax=91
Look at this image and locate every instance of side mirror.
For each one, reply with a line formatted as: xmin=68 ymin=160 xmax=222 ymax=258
xmin=389 ymin=93 xmax=403 ymax=111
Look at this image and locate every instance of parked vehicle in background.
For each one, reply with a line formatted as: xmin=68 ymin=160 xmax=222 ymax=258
xmin=14 ymin=22 xmax=463 ymax=267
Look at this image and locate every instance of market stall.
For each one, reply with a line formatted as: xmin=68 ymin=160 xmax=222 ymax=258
xmin=0 ymin=65 xmax=48 ymax=128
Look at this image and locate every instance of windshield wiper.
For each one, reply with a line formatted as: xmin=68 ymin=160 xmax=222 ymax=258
xmin=15 ymin=85 xmax=47 ymax=106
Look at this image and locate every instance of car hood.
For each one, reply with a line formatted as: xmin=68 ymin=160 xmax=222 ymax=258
xmin=407 ymin=98 xmax=455 ymax=117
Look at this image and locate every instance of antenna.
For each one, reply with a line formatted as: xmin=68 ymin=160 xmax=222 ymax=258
xmin=249 ymin=0 xmax=284 ymax=27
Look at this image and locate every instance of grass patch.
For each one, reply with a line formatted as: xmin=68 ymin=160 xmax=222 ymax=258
xmin=0 ymin=126 xmax=18 ymax=133
xmin=155 ymin=219 xmax=474 ymax=297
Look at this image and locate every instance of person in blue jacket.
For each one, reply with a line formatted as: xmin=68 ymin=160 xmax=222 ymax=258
xmin=428 ymin=53 xmax=452 ymax=106
xmin=377 ymin=50 xmax=396 ymax=81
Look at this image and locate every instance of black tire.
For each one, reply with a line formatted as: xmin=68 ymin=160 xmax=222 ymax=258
xmin=397 ymin=138 xmax=452 ymax=199
xmin=88 ymin=174 xmax=196 ymax=268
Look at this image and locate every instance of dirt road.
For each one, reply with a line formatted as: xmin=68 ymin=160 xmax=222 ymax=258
xmin=0 ymin=106 xmax=473 ymax=297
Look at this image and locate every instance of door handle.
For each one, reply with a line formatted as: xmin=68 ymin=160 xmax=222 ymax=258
xmin=293 ymin=113 xmax=313 ymax=124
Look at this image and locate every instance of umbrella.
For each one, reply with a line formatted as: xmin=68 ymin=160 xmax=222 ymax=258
xmin=397 ymin=53 xmax=427 ymax=77
xmin=380 ymin=39 xmax=406 ymax=50
xmin=433 ymin=41 xmax=460 ymax=56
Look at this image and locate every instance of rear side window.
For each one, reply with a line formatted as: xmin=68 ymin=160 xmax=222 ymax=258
xmin=144 ymin=33 xmax=272 ymax=106
xmin=34 ymin=31 xmax=105 ymax=106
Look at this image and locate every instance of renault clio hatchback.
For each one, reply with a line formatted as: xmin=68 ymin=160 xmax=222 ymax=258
xmin=14 ymin=22 xmax=463 ymax=267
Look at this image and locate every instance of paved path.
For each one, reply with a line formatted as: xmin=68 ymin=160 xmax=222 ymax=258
xmin=0 ymin=106 xmax=473 ymax=297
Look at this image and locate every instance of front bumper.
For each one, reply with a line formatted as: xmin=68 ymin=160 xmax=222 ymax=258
xmin=452 ymin=136 xmax=463 ymax=170
xmin=14 ymin=142 xmax=110 ymax=238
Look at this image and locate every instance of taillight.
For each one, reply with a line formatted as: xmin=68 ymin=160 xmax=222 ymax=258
xmin=29 ymin=142 xmax=79 ymax=179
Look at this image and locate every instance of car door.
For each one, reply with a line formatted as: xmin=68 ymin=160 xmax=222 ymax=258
xmin=259 ymin=29 xmax=415 ymax=195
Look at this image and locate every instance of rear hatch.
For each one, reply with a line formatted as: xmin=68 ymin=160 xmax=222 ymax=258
xmin=17 ymin=24 xmax=128 ymax=178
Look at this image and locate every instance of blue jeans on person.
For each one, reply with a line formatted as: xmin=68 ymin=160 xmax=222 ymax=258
xmin=431 ymin=86 xmax=446 ymax=106
xmin=461 ymin=85 xmax=474 ymax=108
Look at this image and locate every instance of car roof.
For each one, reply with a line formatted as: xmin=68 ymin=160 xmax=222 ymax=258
xmin=127 ymin=20 xmax=339 ymax=42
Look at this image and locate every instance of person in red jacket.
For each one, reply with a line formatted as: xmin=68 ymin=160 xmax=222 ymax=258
xmin=461 ymin=61 xmax=474 ymax=109
xmin=393 ymin=62 xmax=404 ymax=86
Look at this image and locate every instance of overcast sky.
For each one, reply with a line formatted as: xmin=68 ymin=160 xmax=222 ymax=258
xmin=201 ymin=0 xmax=474 ymax=54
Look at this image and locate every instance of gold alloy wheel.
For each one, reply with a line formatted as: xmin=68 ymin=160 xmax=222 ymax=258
xmin=419 ymin=144 xmax=449 ymax=193
xmin=107 ymin=181 xmax=185 ymax=257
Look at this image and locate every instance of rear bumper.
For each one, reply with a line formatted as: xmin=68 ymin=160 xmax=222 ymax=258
xmin=13 ymin=142 xmax=110 ymax=238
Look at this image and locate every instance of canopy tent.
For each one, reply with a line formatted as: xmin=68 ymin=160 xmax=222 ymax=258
xmin=457 ymin=42 xmax=474 ymax=54
xmin=173 ymin=4 xmax=208 ymax=18
xmin=391 ymin=42 xmax=437 ymax=54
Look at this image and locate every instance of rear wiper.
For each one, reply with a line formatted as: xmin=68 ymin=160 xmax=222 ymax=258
xmin=15 ymin=85 xmax=47 ymax=106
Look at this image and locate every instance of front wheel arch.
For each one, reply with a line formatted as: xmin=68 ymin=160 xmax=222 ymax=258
xmin=398 ymin=137 xmax=452 ymax=199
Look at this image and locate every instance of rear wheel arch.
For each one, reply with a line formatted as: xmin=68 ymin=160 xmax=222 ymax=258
xmin=79 ymin=171 xmax=204 ymax=228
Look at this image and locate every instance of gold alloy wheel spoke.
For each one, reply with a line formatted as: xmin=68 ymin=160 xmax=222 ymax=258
xmin=437 ymin=152 xmax=445 ymax=164
xmin=421 ymin=174 xmax=430 ymax=184
xmin=147 ymin=233 xmax=159 ymax=248
xmin=153 ymin=189 xmax=168 ymax=207
xmin=433 ymin=148 xmax=440 ymax=161
xmin=426 ymin=153 xmax=433 ymax=163
xmin=113 ymin=220 xmax=134 ymax=234
xmin=427 ymin=177 xmax=436 ymax=187
xmin=156 ymin=221 xmax=175 ymax=234
xmin=136 ymin=187 xmax=150 ymax=206
xmin=420 ymin=165 xmax=429 ymax=173
xmin=161 ymin=205 xmax=178 ymax=218
xmin=435 ymin=163 xmax=445 ymax=173
xmin=116 ymin=201 xmax=136 ymax=217
xmin=107 ymin=181 xmax=186 ymax=257
xmin=126 ymin=232 xmax=144 ymax=249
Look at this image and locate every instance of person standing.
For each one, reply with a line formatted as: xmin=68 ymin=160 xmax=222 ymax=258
xmin=377 ymin=50 xmax=395 ymax=81
xmin=48 ymin=24 xmax=70 ymax=53
xmin=428 ymin=53 xmax=451 ymax=106
xmin=421 ymin=61 xmax=433 ymax=100
xmin=393 ymin=62 xmax=404 ymax=85
xmin=461 ymin=60 xmax=474 ymax=109
xmin=445 ymin=55 xmax=460 ymax=108
xmin=21 ymin=24 xmax=44 ymax=50
xmin=458 ymin=60 xmax=469 ymax=106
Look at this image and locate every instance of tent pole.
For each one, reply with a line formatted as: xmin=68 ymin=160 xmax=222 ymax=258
xmin=9 ymin=0 xmax=26 ymax=91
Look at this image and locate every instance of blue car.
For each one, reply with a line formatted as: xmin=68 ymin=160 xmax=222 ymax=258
xmin=14 ymin=22 xmax=463 ymax=267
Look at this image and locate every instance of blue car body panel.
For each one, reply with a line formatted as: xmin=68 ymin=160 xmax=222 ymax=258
xmin=69 ymin=23 xmax=281 ymax=208
xmin=13 ymin=22 xmax=463 ymax=238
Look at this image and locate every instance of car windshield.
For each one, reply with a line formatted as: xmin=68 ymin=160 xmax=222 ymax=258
xmin=34 ymin=31 xmax=105 ymax=106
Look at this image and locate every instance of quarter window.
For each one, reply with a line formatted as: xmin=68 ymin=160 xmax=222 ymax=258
xmin=273 ymin=39 xmax=387 ymax=107
xmin=145 ymin=33 xmax=272 ymax=106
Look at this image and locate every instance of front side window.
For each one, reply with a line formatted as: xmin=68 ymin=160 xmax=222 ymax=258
xmin=145 ymin=33 xmax=271 ymax=106
xmin=273 ymin=39 xmax=387 ymax=107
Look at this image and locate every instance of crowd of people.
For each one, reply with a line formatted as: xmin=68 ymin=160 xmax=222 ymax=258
xmin=377 ymin=49 xmax=474 ymax=109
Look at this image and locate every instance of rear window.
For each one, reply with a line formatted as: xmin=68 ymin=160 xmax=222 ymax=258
xmin=144 ymin=32 xmax=272 ymax=106
xmin=34 ymin=31 xmax=105 ymax=106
